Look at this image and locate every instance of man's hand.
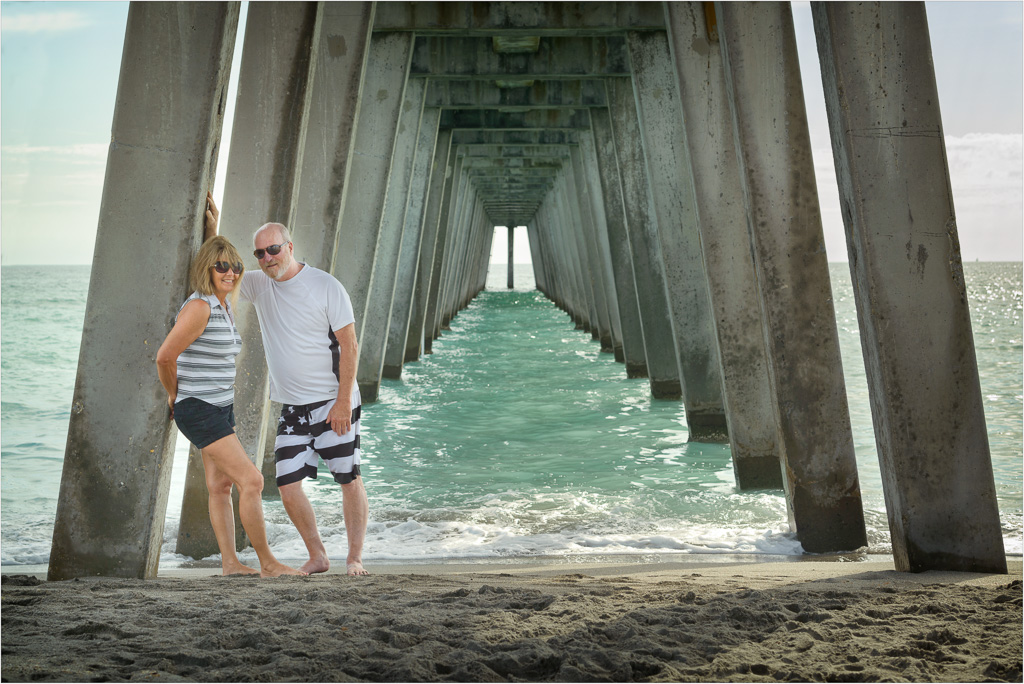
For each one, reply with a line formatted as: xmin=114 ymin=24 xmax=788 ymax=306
xmin=204 ymin=191 xmax=219 ymax=241
xmin=327 ymin=396 xmax=353 ymax=435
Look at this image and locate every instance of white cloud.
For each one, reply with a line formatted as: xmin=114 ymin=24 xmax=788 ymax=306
xmin=2 ymin=143 xmax=108 ymax=160
xmin=811 ymin=133 xmax=1023 ymax=261
xmin=1 ymin=11 xmax=91 ymax=33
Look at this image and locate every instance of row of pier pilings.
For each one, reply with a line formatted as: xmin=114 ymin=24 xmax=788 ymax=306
xmin=48 ymin=1 xmax=1006 ymax=580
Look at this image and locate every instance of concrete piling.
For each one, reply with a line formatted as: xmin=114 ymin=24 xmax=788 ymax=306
xmin=334 ymin=30 xmax=414 ymax=401
xmin=812 ymin=1 xmax=1006 ymax=572
xmin=663 ymin=1 xmax=781 ymax=488
xmin=626 ymin=28 xmax=728 ymax=441
xmin=606 ymin=76 xmax=683 ymax=399
xmin=717 ymin=1 xmax=867 ymax=552
xmin=357 ymin=76 xmax=425 ymax=397
xmin=49 ymin=2 xmax=239 ymax=580
xmin=590 ymin=105 xmax=648 ymax=378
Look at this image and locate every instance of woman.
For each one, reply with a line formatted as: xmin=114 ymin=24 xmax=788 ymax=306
xmin=157 ymin=222 xmax=303 ymax=578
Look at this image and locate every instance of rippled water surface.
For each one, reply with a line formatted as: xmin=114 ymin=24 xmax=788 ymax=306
xmin=1 ymin=262 xmax=1020 ymax=567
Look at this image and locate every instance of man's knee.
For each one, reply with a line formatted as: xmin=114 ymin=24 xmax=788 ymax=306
xmin=279 ymin=481 xmax=304 ymax=501
xmin=340 ymin=476 xmax=363 ymax=493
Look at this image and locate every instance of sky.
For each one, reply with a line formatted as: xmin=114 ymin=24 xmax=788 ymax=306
xmin=1 ymin=1 xmax=1021 ymax=266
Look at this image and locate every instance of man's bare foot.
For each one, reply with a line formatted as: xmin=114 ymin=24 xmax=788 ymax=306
xmin=222 ymin=562 xmax=259 ymax=577
xmin=260 ymin=561 xmax=307 ymax=578
xmin=300 ymin=556 xmax=330 ymax=575
xmin=347 ymin=560 xmax=369 ymax=576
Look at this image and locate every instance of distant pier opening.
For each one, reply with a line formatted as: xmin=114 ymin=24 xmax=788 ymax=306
xmin=488 ymin=225 xmax=532 ymax=289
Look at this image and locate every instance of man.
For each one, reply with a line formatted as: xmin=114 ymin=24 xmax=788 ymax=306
xmin=239 ymin=222 xmax=369 ymax=576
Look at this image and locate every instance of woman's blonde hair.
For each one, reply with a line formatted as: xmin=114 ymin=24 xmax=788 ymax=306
xmin=189 ymin=235 xmax=244 ymax=302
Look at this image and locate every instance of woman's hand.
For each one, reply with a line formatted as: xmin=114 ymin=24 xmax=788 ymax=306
xmin=204 ymin=191 xmax=219 ymax=241
xmin=167 ymin=394 xmax=176 ymax=419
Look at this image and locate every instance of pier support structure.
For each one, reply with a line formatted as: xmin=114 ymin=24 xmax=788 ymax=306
xmin=663 ymin=2 xmax=781 ymax=488
xmin=52 ymin=1 xmax=1007 ymax=577
xmin=49 ymin=3 xmax=239 ymax=580
xmin=812 ymin=1 xmax=1007 ymax=572
xmin=717 ymin=1 xmax=867 ymax=552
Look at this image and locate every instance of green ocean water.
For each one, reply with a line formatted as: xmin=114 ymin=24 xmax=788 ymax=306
xmin=1 ymin=262 xmax=1021 ymax=566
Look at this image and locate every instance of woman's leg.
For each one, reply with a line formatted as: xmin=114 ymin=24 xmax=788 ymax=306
xmin=201 ymin=451 xmax=258 ymax=576
xmin=202 ymin=433 xmax=304 ymax=577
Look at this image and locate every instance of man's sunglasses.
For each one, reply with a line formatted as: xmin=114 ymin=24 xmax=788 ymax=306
xmin=213 ymin=261 xmax=244 ymax=274
xmin=253 ymin=243 xmax=288 ymax=260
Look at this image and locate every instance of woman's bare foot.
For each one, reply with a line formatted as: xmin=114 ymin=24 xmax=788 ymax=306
xmin=347 ymin=560 xmax=369 ymax=576
xmin=222 ymin=562 xmax=260 ymax=577
xmin=260 ymin=561 xmax=307 ymax=578
xmin=300 ymin=556 xmax=330 ymax=575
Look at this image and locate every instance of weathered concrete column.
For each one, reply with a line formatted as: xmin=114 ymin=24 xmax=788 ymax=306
xmin=569 ymin=145 xmax=615 ymax=353
xmin=291 ymin=1 xmax=375 ymax=268
xmin=444 ymin=181 xmax=479 ymax=325
xmin=607 ymin=76 xmax=682 ymax=398
xmin=590 ymin=106 xmax=648 ymax=378
xmin=48 ymin=3 xmax=239 ymax=580
xmin=556 ymin=172 xmax=586 ymax=326
xmin=535 ymin=204 xmax=564 ymax=308
xmin=334 ymin=30 xmax=414 ymax=369
xmin=717 ymin=1 xmax=867 ymax=552
xmin=812 ymin=2 xmax=1006 ymax=572
xmin=507 ymin=226 xmax=515 ymax=288
xmin=175 ymin=2 xmax=322 ymax=558
xmin=565 ymin=165 xmax=603 ymax=337
xmin=627 ymin=29 xmax=727 ymax=440
xmin=579 ymin=129 xmax=625 ymax=361
xmin=424 ymin=148 xmax=459 ymax=350
xmin=546 ymin=198 xmax=573 ymax=312
xmin=526 ymin=223 xmax=546 ymax=292
xmin=468 ymin=206 xmax=492 ymax=301
xmin=357 ymin=76 xmax=425 ymax=400
xmin=567 ymin=147 xmax=614 ymax=348
xmin=664 ymin=2 xmax=781 ymax=487
xmin=459 ymin=201 xmax=488 ymax=308
xmin=383 ymin=105 xmax=440 ymax=379
xmin=438 ymin=160 xmax=471 ymax=329
xmin=253 ymin=2 xmax=375 ymax=502
xmin=406 ymin=129 xmax=452 ymax=362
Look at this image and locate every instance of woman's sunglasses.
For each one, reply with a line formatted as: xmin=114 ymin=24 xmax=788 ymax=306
xmin=253 ymin=243 xmax=287 ymax=260
xmin=213 ymin=261 xmax=244 ymax=274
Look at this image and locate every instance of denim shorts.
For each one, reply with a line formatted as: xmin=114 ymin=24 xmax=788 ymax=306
xmin=174 ymin=398 xmax=235 ymax=449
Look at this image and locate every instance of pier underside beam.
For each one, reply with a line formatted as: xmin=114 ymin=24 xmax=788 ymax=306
xmin=49 ymin=3 xmax=239 ymax=581
xmin=812 ymin=1 xmax=1006 ymax=573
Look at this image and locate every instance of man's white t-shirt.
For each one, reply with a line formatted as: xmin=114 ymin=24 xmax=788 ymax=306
xmin=239 ymin=264 xmax=357 ymax=406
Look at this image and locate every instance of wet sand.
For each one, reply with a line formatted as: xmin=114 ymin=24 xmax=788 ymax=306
xmin=2 ymin=559 xmax=1021 ymax=682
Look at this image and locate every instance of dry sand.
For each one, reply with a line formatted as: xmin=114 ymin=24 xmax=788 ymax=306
xmin=2 ymin=559 xmax=1021 ymax=682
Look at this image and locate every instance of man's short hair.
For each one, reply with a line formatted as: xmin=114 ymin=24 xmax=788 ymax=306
xmin=254 ymin=222 xmax=292 ymax=244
